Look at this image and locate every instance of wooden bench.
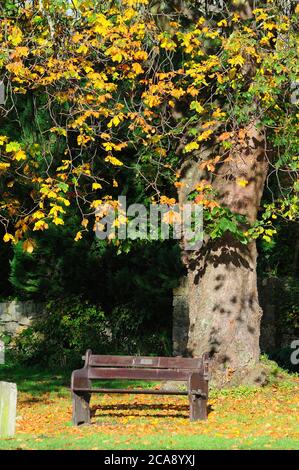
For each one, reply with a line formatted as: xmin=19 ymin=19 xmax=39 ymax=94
xmin=71 ymin=350 xmax=210 ymax=425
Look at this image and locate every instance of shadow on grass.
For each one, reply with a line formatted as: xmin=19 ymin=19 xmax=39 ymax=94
xmin=91 ymin=402 xmax=213 ymax=420
xmin=0 ymin=362 xmax=70 ymax=395
xmin=91 ymin=402 xmax=189 ymax=419
xmin=0 ymin=362 xmax=160 ymax=396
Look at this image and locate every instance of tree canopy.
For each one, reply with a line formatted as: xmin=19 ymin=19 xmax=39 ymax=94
xmin=0 ymin=0 xmax=298 ymax=252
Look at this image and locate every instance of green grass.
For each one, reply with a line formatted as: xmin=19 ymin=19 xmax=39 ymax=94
xmin=0 ymin=362 xmax=71 ymax=398
xmin=0 ymin=362 xmax=156 ymax=396
xmin=0 ymin=361 xmax=298 ymax=450
xmin=1 ymin=433 xmax=298 ymax=450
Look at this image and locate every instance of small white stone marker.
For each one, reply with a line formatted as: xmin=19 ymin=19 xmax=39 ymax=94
xmin=0 ymin=382 xmax=17 ymax=437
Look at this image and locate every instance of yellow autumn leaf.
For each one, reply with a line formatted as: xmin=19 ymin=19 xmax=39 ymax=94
xmin=105 ymin=155 xmax=124 ymax=166
xmin=160 ymin=196 xmax=176 ymax=205
xmin=59 ymin=198 xmax=70 ymax=207
xmin=77 ymin=135 xmax=92 ymax=146
xmin=92 ymin=182 xmax=102 ymax=190
xmin=160 ymin=37 xmax=176 ymax=51
xmin=103 ymin=142 xmax=114 ymax=151
xmin=100 ymin=133 xmax=110 ymax=140
xmin=202 ymin=121 xmax=216 ymax=129
xmin=91 ymin=200 xmax=103 ymax=209
xmin=190 ymin=101 xmax=205 ymax=114
xmin=33 ymin=220 xmax=49 ymax=231
xmin=9 ymin=26 xmax=23 ymax=46
xmin=212 ymin=108 xmax=226 ymax=119
xmin=56 ymin=160 xmax=71 ymax=171
xmin=218 ymin=131 xmax=232 ymax=142
xmin=113 ymin=143 xmax=127 ymax=152
xmin=132 ymin=62 xmax=144 ymax=75
xmin=14 ymin=150 xmax=27 ymax=161
xmin=217 ymin=19 xmax=228 ymax=27
xmin=0 ymin=136 xmax=8 ymax=146
xmin=184 ymin=141 xmax=199 ymax=153
xmin=112 ymin=215 xmax=128 ymax=228
xmin=40 ymin=187 xmax=57 ymax=199
xmin=134 ymin=50 xmax=148 ymax=61
xmin=3 ymin=233 xmax=15 ymax=243
xmin=12 ymin=46 xmax=28 ymax=58
xmin=33 ymin=210 xmax=46 ymax=220
xmin=163 ymin=210 xmax=181 ymax=225
xmin=74 ymin=231 xmax=82 ymax=242
xmin=187 ymin=86 xmax=199 ymax=97
xmin=108 ymin=50 xmax=123 ymax=63
xmin=77 ymin=44 xmax=89 ymax=54
xmin=49 ymin=205 xmax=65 ymax=216
xmin=197 ymin=129 xmax=213 ymax=142
xmin=72 ymin=32 xmax=83 ymax=43
xmin=171 ymin=88 xmax=185 ymax=99
xmin=50 ymin=127 xmax=67 ymax=137
xmin=0 ymin=163 xmax=10 ymax=171
xmin=253 ymin=9 xmax=268 ymax=22
xmin=123 ymin=7 xmax=136 ymax=21
xmin=237 ymin=179 xmax=249 ymax=188
xmin=123 ymin=0 xmax=148 ymax=5
xmin=23 ymin=239 xmax=35 ymax=253
xmin=143 ymin=93 xmax=162 ymax=108
xmin=107 ymin=115 xmax=123 ymax=128
xmin=53 ymin=217 xmax=64 ymax=226
xmin=228 ymin=55 xmax=245 ymax=67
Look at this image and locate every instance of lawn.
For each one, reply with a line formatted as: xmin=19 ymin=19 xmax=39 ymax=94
xmin=0 ymin=362 xmax=298 ymax=450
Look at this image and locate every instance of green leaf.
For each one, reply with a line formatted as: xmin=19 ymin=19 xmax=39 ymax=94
xmin=219 ymin=218 xmax=237 ymax=233
xmin=58 ymin=182 xmax=69 ymax=193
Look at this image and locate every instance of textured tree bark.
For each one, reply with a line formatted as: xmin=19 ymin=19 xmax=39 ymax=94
xmin=179 ymin=120 xmax=269 ymax=386
xmin=186 ymin=237 xmax=263 ymax=386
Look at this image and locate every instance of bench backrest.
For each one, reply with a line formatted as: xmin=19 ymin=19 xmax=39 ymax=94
xmin=81 ymin=350 xmax=209 ymax=382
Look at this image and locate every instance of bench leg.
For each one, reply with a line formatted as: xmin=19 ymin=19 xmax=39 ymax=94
xmin=72 ymin=391 xmax=91 ymax=426
xmin=188 ymin=373 xmax=208 ymax=421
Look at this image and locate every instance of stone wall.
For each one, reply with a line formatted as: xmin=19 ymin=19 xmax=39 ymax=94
xmin=0 ymin=301 xmax=45 ymax=336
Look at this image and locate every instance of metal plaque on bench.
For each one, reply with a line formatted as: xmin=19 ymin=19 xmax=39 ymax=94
xmin=137 ymin=358 xmax=154 ymax=366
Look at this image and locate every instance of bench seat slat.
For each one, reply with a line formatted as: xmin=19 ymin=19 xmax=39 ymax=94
xmin=86 ymin=355 xmax=202 ymax=369
xmin=72 ymin=388 xmax=189 ymax=395
xmin=88 ymin=367 xmax=190 ymax=381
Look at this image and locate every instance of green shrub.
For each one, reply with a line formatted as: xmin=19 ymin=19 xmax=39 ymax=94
xmin=12 ymin=297 xmax=110 ymax=368
xmin=108 ymin=305 xmax=172 ymax=356
xmin=12 ymin=298 xmax=172 ymax=368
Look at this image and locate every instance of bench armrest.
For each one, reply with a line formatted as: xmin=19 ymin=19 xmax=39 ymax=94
xmin=71 ymin=368 xmax=91 ymax=391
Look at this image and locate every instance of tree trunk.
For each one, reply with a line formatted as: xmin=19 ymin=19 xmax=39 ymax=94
xmin=179 ymin=120 xmax=269 ymax=386
xmin=186 ymin=236 xmax=263 ymax=386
